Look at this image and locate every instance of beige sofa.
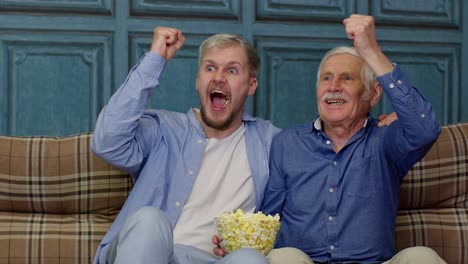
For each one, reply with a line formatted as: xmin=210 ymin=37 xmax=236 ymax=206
xmin=395 ymin=122 xmax=468 ymax=264
xmin=0 ymin=123 xmax=466 ymax=263
xmin=0 ymin=134 xmax=132 ymax=264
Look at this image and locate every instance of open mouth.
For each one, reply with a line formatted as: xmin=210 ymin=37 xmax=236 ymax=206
xmin=322 ymin=93 xmax=349 ymax=106
xmin=325 ymin=99 xmax=346 ymax=105
xmin=210 ymin=90 xmax=229 ymax=110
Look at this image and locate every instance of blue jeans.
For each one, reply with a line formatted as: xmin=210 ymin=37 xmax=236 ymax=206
xmin=101 ymin=206 xmax=268 ymax=264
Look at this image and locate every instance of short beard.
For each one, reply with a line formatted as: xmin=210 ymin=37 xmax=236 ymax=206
xmin=200 ymin=104 xmax=236 ymax=130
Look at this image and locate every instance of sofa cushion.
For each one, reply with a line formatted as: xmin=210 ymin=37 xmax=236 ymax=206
xmin=396 ymin=123 xmax=468 ymax=264
xmin=0 ymin=134 xmax=132 ymax=214
xmin=0 ymin=134 xmax=133 ymax=263
xmin=0 ymin=212 xmax=112 ymax=264
xmin=396 ymin=208 xmax=467 ymax=264
xmin=399 ymin=123 xmax=468 ymax=209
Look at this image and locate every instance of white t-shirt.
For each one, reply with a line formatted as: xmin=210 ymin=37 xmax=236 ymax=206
xmin=173 ymin=124 xmax=255 ymax=253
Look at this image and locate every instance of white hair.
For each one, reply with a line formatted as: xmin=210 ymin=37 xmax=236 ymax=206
xmin=316 ymin=46 xmax=376 ymax=100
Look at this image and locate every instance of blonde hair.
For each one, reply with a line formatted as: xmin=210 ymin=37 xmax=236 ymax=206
xmin=198 ymin=33 xmax=260 ymax=77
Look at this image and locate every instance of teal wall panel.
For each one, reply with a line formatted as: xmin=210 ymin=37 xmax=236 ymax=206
xmin=13 ymin=52 xmax=91 ymax=135
xmin=372 ymin=0 xmax=460 ymax=27
xmin=130 ymin=33 xmax=206 ymax=113
xmin=0 ymin=0 xmax=465 ymax=135
xmin=1 ymin=32 xmax=112 ymax=136
xmin=256 ymin=0 xmax=357 ymax=21
xmin=131 ymin=0 xmax=240 ymax=19
xmin=0 ymin=0 xmax=113 ymax=15
xmin=377 ymin=44 xmax=459 ymax=124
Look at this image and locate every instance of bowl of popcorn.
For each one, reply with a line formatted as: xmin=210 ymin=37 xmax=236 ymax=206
xmin=214 ymin=209 xmax=280 ymax=255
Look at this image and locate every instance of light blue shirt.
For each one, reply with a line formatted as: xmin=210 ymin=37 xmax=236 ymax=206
xmin=91 ymin=52 xmax=280 ymax=263
xmin=261 ymin=65 xmax=441 ymax=263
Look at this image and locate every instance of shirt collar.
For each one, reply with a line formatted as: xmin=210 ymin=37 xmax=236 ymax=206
xmin=310 ymin=116 xmax=369 ymax=133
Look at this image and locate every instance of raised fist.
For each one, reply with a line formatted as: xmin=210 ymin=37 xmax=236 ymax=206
xmin=150 ymin=27 xmax=186 ymax=60
xmin=343 ymin=15 xmax=383 ymax=60
xmin=343 ymin=14 xmax=393 ymax=76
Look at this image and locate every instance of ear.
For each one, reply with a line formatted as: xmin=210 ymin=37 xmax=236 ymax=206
xmin=195 ymin=73 xmax=200 ymax=92
xmin=370 ymin=82 xmax=382 ymax=108
xmin=247 ymin=77 xmax=258 ymax=96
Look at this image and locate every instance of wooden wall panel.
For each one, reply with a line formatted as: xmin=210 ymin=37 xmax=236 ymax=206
xmin=256 ymin=0 xmax=357 ymax=22
xmin=0 ymin=0 xmax=465 ymax=135
xmin=372 ymin=0 xmax=460 ymax=27
xmin=0 ymin=0 xmax=113 ymax=15
xmin=131 ymin=0 xmax=240 ymax=19
xmin=129 ymin=33 xmax=206 ymax=113
xmin=0 ymin=33 xmax=112 ymax=136
xmin=379 ymin=44 xmax=459 ymax=124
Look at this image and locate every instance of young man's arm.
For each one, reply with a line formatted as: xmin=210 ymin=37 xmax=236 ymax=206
xmin=91 ymin=27 xmax=185 ymax=176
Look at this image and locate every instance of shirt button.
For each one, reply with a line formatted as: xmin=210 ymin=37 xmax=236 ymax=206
xmin=197 ymin=139 xmax=202 ymax=144
xmin=175 ymin=202 xmax=180 ymax=207
xmin=330 ymin=245 xmax=335 ymax=250
xmin=421 ymin=113 xmax=426 ymax=118
xmin=326 ymin=140 xmax=331 ymax=145
xmin=329 ymin=188 xmax=334 ymax=193
xmin=397 ymin=80 xmax=402 ymax=85
xmin=328 ymin=216 xmax=333 ymax=221
xmin=389 ymin=83 xmax=395 ymax=89
xmin=188 ymin=170 xmax=193 ymax=175
xmin=333 ymin=161 xmax=337 ymax=166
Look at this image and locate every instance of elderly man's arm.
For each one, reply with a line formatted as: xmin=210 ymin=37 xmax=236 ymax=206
xmin=344 ymin=14 xmax=441 ymax=174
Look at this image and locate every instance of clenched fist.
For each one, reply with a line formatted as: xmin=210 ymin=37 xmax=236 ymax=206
xmin=343 ymin=14 xmax=393 ymax=76
xmin=343 ymin=14 xmax=379 ymax=60
xmin=150 ymin=27 xmax=186 ymax=60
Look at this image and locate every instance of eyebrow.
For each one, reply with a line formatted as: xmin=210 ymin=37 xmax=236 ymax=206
xmin=202 ymin=59 xmax=243 ymax=67
xmin=321 ymin=71 xmax=355 ymax=76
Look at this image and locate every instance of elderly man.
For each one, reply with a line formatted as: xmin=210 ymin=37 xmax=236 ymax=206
xmin=261 ymin=15 xmax=445 ymax=264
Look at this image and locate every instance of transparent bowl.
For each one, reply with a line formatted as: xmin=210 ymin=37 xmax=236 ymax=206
xmin=214 ymin=209 xmax=280 ymax=255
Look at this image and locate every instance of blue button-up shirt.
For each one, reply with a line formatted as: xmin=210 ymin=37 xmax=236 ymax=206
xmin=261 ymin=65 xmax=441 ymax=263
xmin=91 ymin=52 xmax=280 ymax=263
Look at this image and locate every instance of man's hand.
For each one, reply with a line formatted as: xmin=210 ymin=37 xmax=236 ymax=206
xmin=150 ymin=27 xmax=185 ymax=60
xmin=343 ymin=14 xmax=393 ymax=76
xmin=212 ymin=235 xmax=226 ymax=257
xmin=378 ymin=112 xmax=398 ymax=127
xmin=343 ymin=15 xmax=379 ymax=60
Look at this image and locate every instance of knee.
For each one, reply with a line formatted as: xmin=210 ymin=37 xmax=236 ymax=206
xmin=127 ymin=206 xmax=173 ymax=237
xmin=228 ymin=248 xmax=269 ymax=264
xmin=268 ymin=247 xmax=313 ymax=264
xmin=394 ymin=247 xmax=446 ymax=264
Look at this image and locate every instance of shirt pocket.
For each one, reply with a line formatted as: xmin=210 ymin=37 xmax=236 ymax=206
xmin=344 ymin=156 xmax=379 ymax=199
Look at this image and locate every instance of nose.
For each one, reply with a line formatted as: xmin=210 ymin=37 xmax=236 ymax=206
xmin=213 ymin=70 xmax=226 ymax=83
xmin=329 ymin=77 xmax=341 ymax=91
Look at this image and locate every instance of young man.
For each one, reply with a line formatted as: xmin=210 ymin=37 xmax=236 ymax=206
xmin=91 ymin=28 xmax=279 ymax=263
xmin=262 ymin=15 xmax=446 ymax=264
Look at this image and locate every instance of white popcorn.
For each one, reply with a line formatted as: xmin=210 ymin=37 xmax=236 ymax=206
xmin=214 ymin=209 xmax=280 ymax=255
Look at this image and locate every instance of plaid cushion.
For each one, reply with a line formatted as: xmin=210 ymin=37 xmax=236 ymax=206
xmin=396 ymin=123 xmax=468 ymax=264
xmin=396 ymin=208 xmax=468 ymax=264
xmin=0 ymin=134 xmax=133 ymax=263
xmin=0 ymin=212 xmax=112 ymax=264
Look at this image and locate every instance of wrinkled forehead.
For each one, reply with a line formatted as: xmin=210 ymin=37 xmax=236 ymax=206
xmin=321 ymin=53 xmax=364 ymax=74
